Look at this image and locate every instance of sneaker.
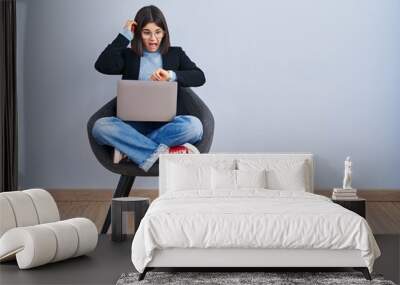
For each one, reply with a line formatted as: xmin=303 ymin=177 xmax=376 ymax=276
xmin=168 ymin=143 xmax=200 ymax=154
xmin=113 ymin=149 xmax=128 ymax=164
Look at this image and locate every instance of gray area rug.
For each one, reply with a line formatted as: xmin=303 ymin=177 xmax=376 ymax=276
xmin=116 ymin=272 xmax=396 ymax=285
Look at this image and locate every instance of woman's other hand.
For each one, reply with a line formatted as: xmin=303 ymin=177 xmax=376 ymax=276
xmin=150 ymin=68 xmax=170 ymax=81
xmin=123 ymin=20 xmax=137 ymax=33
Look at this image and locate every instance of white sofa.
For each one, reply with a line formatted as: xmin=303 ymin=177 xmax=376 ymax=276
xmin=0 ymin=189 xmax=98 ymax=269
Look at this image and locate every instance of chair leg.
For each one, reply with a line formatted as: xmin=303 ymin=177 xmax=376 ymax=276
xmin=138 ymin=267 xmax=150 ymax=281
xmin=101 ymin=175 xmax=135 ymax=234
xmin=354 ymin=267 xmax=372 ymax=280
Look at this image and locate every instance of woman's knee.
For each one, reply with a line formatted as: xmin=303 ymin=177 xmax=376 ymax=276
xmin=180 ymin=115 xmax=203 ymax=142
xmin=91 ymin=117 xmax=118 ymax=141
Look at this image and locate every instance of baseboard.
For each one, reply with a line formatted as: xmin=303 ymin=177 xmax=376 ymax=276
xmin=48 ymin=189 xmax=159 ymax=202
xmin=46 ymin=189 xmax=400 ymax=202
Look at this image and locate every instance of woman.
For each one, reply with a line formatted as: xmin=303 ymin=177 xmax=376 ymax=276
xmin=92 ymin=5 xmax=206 ymax=172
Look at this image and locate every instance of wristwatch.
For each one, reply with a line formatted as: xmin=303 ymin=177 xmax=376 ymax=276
xmin=168 ymin=70 xmax=174 ymax=82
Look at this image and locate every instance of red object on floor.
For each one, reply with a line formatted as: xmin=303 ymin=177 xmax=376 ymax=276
xmin=168 ymin=145 xmax=190 ymax=154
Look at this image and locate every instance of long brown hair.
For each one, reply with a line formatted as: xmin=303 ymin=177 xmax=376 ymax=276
xmin=131 ymin=5 xmax=171 ymax=56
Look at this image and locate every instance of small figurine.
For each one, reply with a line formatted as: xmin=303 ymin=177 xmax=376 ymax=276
xmin=342 ymin=156 xmax=353 ymax=189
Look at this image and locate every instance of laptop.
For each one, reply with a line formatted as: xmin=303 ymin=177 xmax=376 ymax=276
xmin=117 ymin=80 xmax=177 ymax=122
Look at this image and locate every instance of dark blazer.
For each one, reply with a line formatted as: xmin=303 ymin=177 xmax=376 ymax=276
xmin=95 ymin=34 xmax=206 ymax=87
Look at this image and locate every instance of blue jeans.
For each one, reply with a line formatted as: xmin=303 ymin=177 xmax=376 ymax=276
xmin=92 ymin=115 xmax=203 ymax=171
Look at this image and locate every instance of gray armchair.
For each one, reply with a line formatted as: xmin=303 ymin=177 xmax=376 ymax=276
xmin=87 ymin=87 xmax=214 ymax=233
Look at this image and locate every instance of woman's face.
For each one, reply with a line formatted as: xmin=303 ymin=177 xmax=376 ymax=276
xmin=141 ymin=22 xmax=164 ymax=52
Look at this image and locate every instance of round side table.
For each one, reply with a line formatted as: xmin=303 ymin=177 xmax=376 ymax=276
xmin=111 ymin=197 xmax=150 ymax=242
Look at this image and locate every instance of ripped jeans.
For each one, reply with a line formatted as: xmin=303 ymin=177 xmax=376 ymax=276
xmin=91 ymin=115 xmax=203 ymax=171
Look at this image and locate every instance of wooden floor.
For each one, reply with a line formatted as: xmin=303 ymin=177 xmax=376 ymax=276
xmin=49 ymin=189 xmax=400 ymax=235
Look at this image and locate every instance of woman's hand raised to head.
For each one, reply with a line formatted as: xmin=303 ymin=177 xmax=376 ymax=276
xmin=123 ymin=20 xmax=137 ymax=33
xmin=150 ymin=68 xmax=170 ymax=81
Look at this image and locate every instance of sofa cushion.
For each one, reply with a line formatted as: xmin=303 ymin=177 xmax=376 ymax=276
xmin=0 ymin=218 xmax=98 ymax=269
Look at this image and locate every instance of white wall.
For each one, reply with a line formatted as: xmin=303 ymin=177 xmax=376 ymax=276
xmin=17 ymin=0 xmax=400 ymax=189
